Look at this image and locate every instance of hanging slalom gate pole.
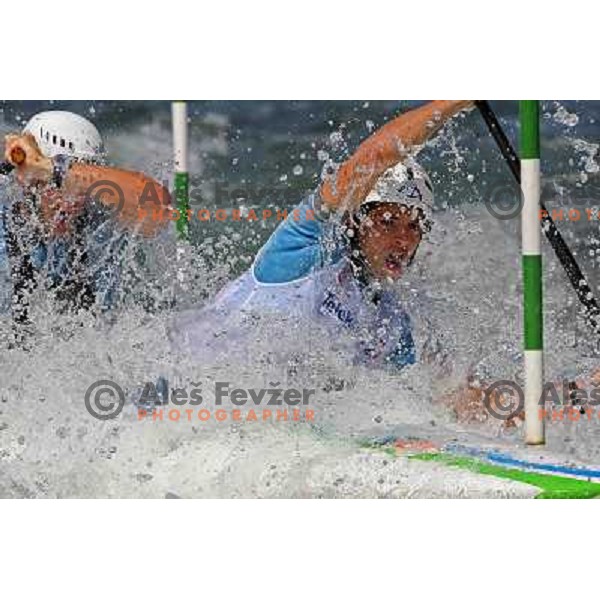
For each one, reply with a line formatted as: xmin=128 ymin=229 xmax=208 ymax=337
xmin=520 ymin=101 xmax=545 ymax=445
xmin=172 ymin=101 xmax=190 ymax=242
xmin=172 ymin=101 xmax=190 ymax=290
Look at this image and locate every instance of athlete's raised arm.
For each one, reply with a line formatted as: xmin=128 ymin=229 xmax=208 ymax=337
xmin=319 ymin=100 xmax=473 ymax=211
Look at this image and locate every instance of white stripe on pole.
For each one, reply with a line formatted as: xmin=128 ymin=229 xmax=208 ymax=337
xmin=524 ymin=350 xmax=544 ymax=444
xmin=172 ymin=102 xmax=188 ymax=175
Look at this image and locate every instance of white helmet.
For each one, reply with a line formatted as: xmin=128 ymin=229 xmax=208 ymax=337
xmin=363 ymin=159 xmax=434 ymax=220
xmin=22 ymin=111 xmax=104 ymax=161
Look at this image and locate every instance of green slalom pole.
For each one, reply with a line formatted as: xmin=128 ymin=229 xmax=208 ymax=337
xmin=520 ymin=101 xmax=545 ymax=445
xmin=172 ymin=101 xmax=190 ymax=241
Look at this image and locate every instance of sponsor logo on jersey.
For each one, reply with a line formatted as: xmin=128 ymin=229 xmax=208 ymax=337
xmin=319 ymin=290 xmax=354 ymax=325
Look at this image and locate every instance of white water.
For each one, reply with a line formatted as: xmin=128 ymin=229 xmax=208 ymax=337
xmin=1 ymin=202 xmax=599 ymax=498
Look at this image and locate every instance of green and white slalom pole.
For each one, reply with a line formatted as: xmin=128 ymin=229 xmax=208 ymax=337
xmin=172 ymin=101 xmax=190 ymax=285
xmin=520 ymin=101 xmax=545 ymax=445
xmin=172 ymin=101 xmax=190 ymax=240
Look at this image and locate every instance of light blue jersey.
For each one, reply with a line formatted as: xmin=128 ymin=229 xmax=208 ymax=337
xmin=172 ymin=194 xmax=419 ymax=370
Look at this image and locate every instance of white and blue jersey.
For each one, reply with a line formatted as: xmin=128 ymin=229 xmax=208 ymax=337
xmin=171 ymin=194 xmax=430 ymax=371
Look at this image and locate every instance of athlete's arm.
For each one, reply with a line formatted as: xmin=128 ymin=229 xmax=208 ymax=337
xmin=4 ymin=133 xmax=171 ymax=237
xmin=59 ymin=163 xmax=171 ymax=237
xmin=319 ymin=100 xmax=473 ymax=211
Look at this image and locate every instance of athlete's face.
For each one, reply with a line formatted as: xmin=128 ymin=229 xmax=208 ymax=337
xmin=357 ymin=204 xmax=422 ymax=281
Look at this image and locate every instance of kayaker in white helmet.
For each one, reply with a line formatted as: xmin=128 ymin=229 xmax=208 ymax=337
xmin=172 ymin=102 xmax=467 ymax=371
xmin=2 ymin=110 xmax=171 ymax=346
xmin=164 ymin=100 xmax=518 ymax=425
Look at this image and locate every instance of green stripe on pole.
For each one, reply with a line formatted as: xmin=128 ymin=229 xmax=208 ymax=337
xmin=175 ymin=171 xmax=189 ymax=240
xmin=523 ymin=255 xmax=543 ymax=350
xmin=520 ymin=101 xmax=540 ymax=159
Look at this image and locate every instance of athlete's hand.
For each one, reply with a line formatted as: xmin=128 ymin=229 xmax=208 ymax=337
xmin=3 ymin=133 xmax=52 ymax=186
xmin=575 ymin=366 xmax=600 ymax=389
xmin=441 ymin=382 xmax=524 ymax=429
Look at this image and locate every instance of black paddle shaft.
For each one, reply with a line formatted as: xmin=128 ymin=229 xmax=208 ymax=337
xmin=476 ymin=100 xmax=600 ymax=335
